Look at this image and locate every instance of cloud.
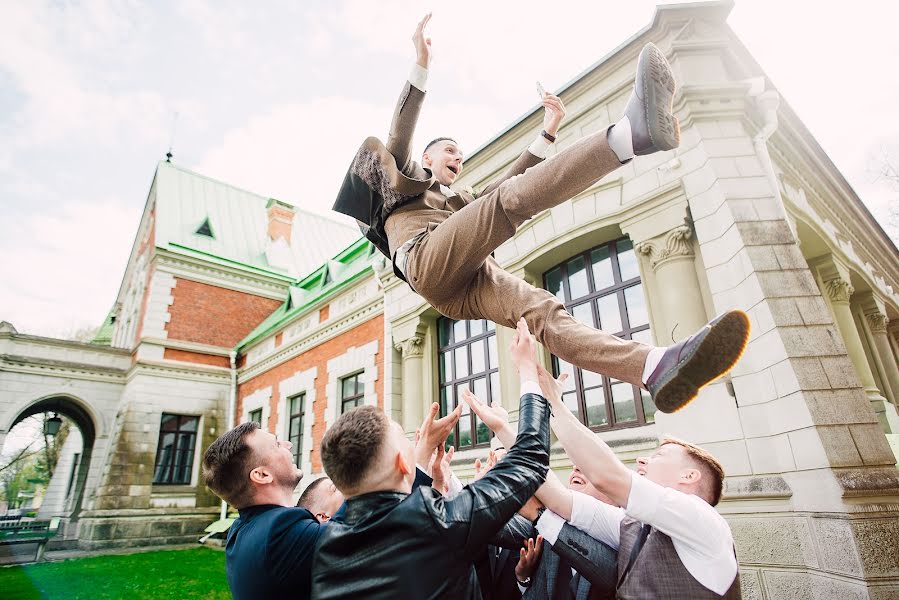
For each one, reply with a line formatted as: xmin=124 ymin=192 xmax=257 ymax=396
xmin=0 ymin=199 xmax=139 ymax=336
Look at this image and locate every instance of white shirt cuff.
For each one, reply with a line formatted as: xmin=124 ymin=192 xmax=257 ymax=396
xmin=520 ymin=380 xmax=541 ymax=398
xmin=535 ymin=509 xmax=566 ymax=546
xmin=409 ymin=64 xmax=428 ymax=92
xmin=447 ymin=472 xmax=465 ymax=499
xmin=527 ymin=135 xmax=552 ymax=159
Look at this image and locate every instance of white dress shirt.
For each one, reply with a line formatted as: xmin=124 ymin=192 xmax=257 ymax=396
xmin=536 ymin=473 xmax=738 ymax=596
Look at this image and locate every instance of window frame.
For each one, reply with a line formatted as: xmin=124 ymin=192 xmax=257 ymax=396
xmin=248 ymin=408 xmax=263 ymax=426
xmin=288 ymin=393 xmax=305 ymax=467
xmin=152 ymin=414 xmax=200 ymax=486
xmin=437 ymin=318 xmax=500 ymax=450
xmin=340 ymin=372 xmax=365 ymax=414
xmin=543 ymin=238 xmax=656 ymax=431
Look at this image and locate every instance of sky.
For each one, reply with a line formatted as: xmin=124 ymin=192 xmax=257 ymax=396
xmin=1 ymin=0 xmax=897 ymax=339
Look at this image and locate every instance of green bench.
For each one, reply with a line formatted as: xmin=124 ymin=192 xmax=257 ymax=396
xmin=0 ymin=517 xmax=61 ymax=562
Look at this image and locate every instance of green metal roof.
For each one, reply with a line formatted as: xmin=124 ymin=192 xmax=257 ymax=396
xmin=91 ymin=310 xmax=115 ymax=346
xmin=236 ymin=237 xmax=379 ymax=352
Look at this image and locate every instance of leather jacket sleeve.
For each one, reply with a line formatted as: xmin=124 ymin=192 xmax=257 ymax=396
xmin=551 ymin=522 xmax=619 ymax=592
xmin=386 ymin=81 xmax=426 ymax=176
xmin=492 ymin=514 xmax=535 ymax=549
xmin=437 ymin=393 xmax=551 ymax=561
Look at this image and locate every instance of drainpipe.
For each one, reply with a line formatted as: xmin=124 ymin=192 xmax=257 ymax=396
xmin=746 ymin=78 xmax=796 ymax=241
xmin=220 ymin=349 xmax=239 ymax=520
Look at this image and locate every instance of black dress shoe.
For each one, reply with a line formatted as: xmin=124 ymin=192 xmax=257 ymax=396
xmin=623 ymin=43 xmax=680 ymax=156
xmin=645 ymin=310 xmax=751 ymax=413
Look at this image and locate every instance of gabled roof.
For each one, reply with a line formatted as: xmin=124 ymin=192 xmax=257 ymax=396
xmin=236 ymin=237 xmax=378 ymax=352
xmin=91 ymin=310 xmax=115 ymax=346
xmin=153 ymin=161 xmax=360 ymax=278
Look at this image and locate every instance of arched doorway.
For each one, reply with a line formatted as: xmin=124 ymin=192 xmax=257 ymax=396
xmin=1 ymin=395 xmax=97 ymax=540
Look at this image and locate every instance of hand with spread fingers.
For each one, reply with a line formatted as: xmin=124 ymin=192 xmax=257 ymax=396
xmin=515 ymin=535 xmax=544 ymax=583
xmin=415 ymin=401 xmax=461 ymax=470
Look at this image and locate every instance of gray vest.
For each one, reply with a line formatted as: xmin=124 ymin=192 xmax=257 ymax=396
xmin=616 ymin=518 xmax=741 ymax=599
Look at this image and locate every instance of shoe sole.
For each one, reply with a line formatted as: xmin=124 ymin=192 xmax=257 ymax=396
xmin=639 ymin=43 xmax=680 ymax=154
xmin=652 ymin=310 xmax=751 ymax=413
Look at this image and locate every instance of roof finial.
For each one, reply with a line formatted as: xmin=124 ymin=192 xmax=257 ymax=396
xmin=166 ymin=111 xmax=179 ymax=162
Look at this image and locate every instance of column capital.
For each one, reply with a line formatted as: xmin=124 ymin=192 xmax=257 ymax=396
xmin=823 ymin=277 xmax=854 ymax=304
xmin=865 ymin=313 xmax=889 ymax=335
xmin=395 ymin=334 xmax=425 ymax=358
xmin=635 ymin=223 xmax=695 ymax=270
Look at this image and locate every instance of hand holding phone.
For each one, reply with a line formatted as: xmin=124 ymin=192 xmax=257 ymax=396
xmin=536 ymin=81 xmax=546 ymax=100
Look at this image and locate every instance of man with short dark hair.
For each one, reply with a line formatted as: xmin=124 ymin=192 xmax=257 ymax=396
xmin=202 ymin=406 xmax=455 ymax=599
xmin=312 ymin=318 xmax=552 ymax=599
xmin=296 ymin=476 xmax=343 ymax=523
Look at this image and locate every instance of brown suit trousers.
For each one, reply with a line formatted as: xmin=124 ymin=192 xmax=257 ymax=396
xmin=384 ymin=82 xmax=650 ymax=386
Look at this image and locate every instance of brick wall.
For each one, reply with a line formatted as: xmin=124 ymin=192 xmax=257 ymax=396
xmin=163 ymin=348 xmax=230 ymax=368
xmin=237 ymin=314 xmax=384 ymax=472
xmin=165 ymin=278 xmax=281 ymax=348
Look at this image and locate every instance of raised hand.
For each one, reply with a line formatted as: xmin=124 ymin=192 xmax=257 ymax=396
xmin=537 ymin=363 xmax=569 ymax=406
xmin=412 ymin=13 xmax=432 ymax=68
xmin=541 ymin=92 xmax=566 ymax=137
xmin=415 ymin=401 xmax=461 ymax=469
xmin=515 ymin=535 xmax=544 ymax=582
xmin=462 ymin=389 xmax=508 ymax=433
xmin=509 ymin=317 xmax=538 ymax=383
xmin=430 ymin=444 xmax=455 ymax=495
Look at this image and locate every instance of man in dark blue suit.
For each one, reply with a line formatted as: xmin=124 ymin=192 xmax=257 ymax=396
xmin=202 ymin=409 xmax=456 ymax=599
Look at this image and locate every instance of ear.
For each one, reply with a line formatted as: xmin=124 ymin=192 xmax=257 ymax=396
xmin=395 ymin=450 xmax=413 ymax=477
xmin=421 ymin=151 xmax=432 ymax=167
xmin=249 ymin=466 xmax=273 ymax=485
xmin=681 ymin=467 xmax=702 ymax=486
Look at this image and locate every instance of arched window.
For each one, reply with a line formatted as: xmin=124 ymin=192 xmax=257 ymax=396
xmin=543 ymin=238 xmax=656 ymax=430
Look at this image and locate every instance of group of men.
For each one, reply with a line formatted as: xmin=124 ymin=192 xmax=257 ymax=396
xmin=201 ymin=14 xmax=750 ymax=599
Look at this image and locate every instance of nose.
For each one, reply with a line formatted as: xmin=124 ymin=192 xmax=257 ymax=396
xmin=282 ymin=440 xmax=293 ymax=451
xmin=636 ymin=456 xmax=648 ymax=467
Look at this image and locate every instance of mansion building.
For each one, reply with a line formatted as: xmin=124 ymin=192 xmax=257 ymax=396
xmin=2 ymin=3 xmax=898 ymax=597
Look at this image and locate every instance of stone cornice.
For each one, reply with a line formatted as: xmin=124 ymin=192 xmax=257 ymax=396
xmin=0 ymin=331 xmax=130 ymax=356
xmin=238 ymin=295 xmax=384 ymax=383
xmin=141 ymin=337 xmax=231 ymax=357
xmin=154 ymin=250 xmax=289 ymax=301
xmin=126 ymin=360 xmax=231 ymax=384
xmin=0 ymin=354 xmax=127 ymax=384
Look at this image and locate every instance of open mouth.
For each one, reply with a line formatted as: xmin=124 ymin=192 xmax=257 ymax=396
xmin=447 ymin=165 xmax=459 ymax=175
xmin=569 ymin=474 xmax=586 ymax=487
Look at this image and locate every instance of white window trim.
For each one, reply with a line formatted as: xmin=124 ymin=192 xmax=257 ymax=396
xmin=242 ymin=387 xmax=272 ymax=431
xmin=326 ymin=340 xmax=379 ymax=431
xmin=279 ymin=367 xmax=317 ymax=478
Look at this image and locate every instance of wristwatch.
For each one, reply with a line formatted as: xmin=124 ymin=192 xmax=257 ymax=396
xmin=541 ymin=129 xmax=556 ymax=143
xmin=517 ymin=576 xmax=532 ymax=588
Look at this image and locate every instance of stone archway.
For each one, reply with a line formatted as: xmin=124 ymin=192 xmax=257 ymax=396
xmin=3 ymin=395 xmax=98 ymax=532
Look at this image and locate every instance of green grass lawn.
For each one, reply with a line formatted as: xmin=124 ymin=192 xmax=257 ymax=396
xmin=0 ymin=547 xmax=230 ymax=600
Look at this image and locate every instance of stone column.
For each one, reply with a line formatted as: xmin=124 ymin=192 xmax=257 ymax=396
xmin=635 ymin=223 xmax=708 ymax=344
xmin=395 ymin=334 xmax=425 ymax=433
xmin=858 ymin=293 xmax=899 ymax=407
xmin=816 ymin=260 xmax=888 ymax=410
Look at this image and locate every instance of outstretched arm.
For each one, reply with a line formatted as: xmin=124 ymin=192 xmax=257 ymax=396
xmin=478 ymin=91 xmax=567 ymax=196
xmin=537 ymin=365 xmax=633 ymax=507
xmin=386 ymin=13 xmax=432 ymax=173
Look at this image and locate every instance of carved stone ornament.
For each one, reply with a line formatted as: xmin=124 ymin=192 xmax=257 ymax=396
xmin=824 ymin=278 xmax=854 ymax=304
xmin=865 ymin=312 xmax=889 ymax=334
xmin=395 ymin=335 xmax=425 ymax=357
xmin=635 ymin=225 xmax=695 ymax=270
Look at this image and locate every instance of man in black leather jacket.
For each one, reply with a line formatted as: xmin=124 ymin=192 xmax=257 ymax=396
xmin=311 ymin=318 xmax=551 ymax=599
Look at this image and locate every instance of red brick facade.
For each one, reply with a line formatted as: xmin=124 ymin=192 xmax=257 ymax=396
xmin=165 ymin=278 xmax=281 ymax=348
xmin=237 ymin=313 xmax=384 ymax=473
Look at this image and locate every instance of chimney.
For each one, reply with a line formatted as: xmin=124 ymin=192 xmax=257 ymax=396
xmin=266 ymin=199 xmax=296 ymax=245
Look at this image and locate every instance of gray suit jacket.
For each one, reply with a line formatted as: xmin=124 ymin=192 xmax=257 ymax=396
xmin=495 ymin=515 xmax=617 ymax=600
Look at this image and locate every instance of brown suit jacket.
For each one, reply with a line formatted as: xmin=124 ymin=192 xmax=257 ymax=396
xmin=332 ymin=79 xmax=542 ymax=261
